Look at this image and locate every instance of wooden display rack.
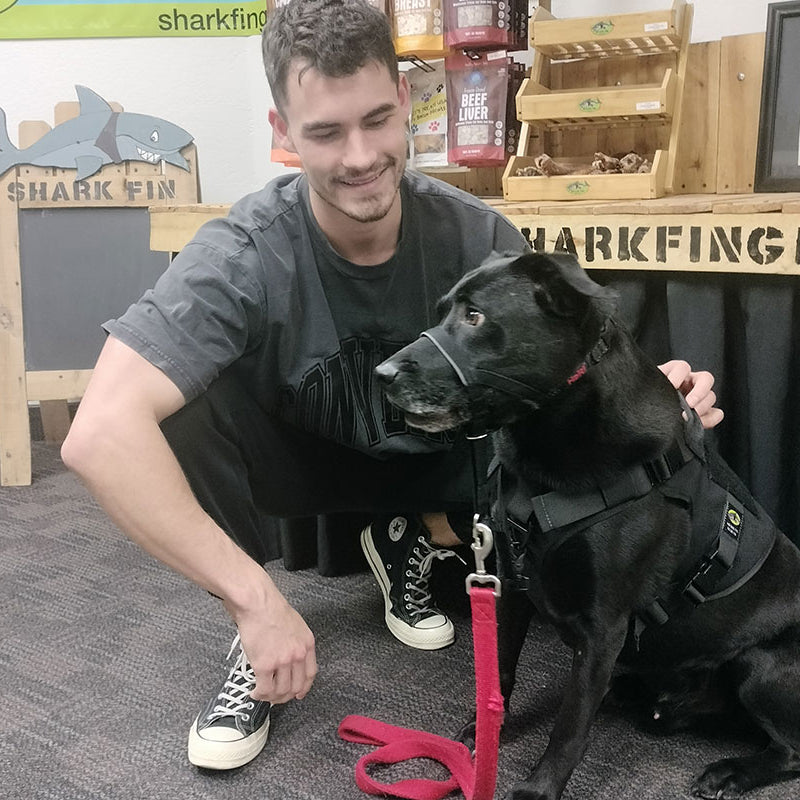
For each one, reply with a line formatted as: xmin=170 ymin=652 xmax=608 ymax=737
xmin=503 ymin=0 xmax=693 ymax=202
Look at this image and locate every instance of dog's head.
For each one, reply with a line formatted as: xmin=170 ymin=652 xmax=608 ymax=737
xmin=376 ymin=251 xmax=617 ymax=434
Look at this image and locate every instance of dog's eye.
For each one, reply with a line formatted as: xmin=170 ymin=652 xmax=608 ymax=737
xmin=464 ymin=308 xmax=484 ymax=326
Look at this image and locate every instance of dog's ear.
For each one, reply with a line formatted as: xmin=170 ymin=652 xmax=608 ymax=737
xmin=511 ymin=252 xmax=617 ymax=318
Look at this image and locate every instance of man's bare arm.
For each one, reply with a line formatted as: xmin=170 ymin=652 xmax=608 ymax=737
xmin=61 ymin=337 xmax=317 ymax=702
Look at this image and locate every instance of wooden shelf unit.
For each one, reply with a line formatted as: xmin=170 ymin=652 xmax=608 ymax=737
xmin=503 ymin=0 xmax=693 ymax=203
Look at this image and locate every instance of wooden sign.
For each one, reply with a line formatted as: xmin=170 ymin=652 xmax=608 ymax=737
xmin=514 ymin=214 xmax=800 ymax=274
xmin=0 ymin=91 xmax=199 ymax=486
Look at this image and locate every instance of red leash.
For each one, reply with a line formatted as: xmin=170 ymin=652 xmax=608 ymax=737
xmin=339 ymin=521 xmax=504 ymax=800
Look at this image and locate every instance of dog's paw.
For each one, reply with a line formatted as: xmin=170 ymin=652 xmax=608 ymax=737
xmin=691 ymin=759 xmax=747 ymax=799
xmin=455 ymin=717 xmax=476 ymax=752
xmin=505 ymin=781 xmax=556 ymax=800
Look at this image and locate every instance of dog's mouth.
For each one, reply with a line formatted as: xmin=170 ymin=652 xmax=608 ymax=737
xmin=402 ymin=408 xmax=464 ymax=432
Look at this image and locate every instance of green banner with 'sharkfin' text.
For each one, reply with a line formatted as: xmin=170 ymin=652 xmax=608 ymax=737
xmin=0 ymin=0 xmax=268 ymax=39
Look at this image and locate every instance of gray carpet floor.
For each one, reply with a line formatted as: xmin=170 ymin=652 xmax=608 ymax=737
xmin=2 ymin=443 xmax=798 ymax=800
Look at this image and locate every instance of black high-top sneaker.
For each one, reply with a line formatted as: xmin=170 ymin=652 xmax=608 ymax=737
xmin=187 ymin=634 xmax=271 ymax=769
xmin=360 ymin=515 xmax=458 ymax=649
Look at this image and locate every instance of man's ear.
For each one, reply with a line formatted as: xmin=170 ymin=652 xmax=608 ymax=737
xmin=269 ymin=108 xmax=296 ymax=153
xmin=397 ymin=72 xmax=411 ymax=117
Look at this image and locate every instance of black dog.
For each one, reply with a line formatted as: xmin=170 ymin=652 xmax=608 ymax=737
xmin=375 ymin=252 xmax=800 ymax=800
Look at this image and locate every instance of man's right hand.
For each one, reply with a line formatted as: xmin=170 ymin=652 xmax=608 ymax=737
xmin=229 ymin=593 xmax=318 ymax=704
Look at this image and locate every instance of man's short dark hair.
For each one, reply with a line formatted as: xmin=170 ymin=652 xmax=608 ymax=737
xmin=263 ymin=0 xmax=399 ymax=114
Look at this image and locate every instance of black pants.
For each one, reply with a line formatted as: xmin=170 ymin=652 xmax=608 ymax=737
xmin=161 ymin=371 xmax=477 ymax=568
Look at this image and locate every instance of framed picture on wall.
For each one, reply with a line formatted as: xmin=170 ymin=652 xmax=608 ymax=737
xmin=755 ymin=1 xmax=800 ymax=191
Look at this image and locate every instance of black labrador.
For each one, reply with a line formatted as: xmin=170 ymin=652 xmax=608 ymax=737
xmin=375 ymin=252 xmax=800 ymax=800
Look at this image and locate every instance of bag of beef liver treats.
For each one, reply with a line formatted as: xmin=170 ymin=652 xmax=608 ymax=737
xmin=445 ymin=50 xmax=509 ymax=167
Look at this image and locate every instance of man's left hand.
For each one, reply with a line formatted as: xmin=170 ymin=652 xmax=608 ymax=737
xmin=659 ymin=360 xmax=724 ymax=430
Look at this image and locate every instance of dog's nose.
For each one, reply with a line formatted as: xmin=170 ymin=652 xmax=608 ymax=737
xmin=374 ymin=361 xmax=400 ymax=385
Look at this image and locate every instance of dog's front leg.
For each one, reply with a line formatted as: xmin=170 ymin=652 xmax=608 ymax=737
xmin=508 ymin=618 xmax=628 ymax=800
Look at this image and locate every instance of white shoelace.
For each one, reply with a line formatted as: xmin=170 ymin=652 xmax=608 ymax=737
xmin=404 ymin=537 xmax=464 ymax=619
xmin=206 ymin=634 xmax=256 ymax=723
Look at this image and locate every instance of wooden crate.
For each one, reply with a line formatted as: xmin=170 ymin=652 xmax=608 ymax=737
xmin=503 ymin=149 xmax=667 ymax=201
xmin=505 ymin=0 xmax=692 ymax=202
xmin=531 ymin=0 xmax=687 ymax=57
xmin=516 ymin=68 xmax=676 ymax=127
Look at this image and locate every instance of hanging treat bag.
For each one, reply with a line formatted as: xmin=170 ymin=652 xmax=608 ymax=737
xmin=443 ymin=0 xmax=511 ymax=50
xmin=445 ymin=51 xmax=509 ymax=167
xmin=409 ymin=61 xmax=449 ymax=169
xmin=393 ymin=0 xmax=449 ymax=59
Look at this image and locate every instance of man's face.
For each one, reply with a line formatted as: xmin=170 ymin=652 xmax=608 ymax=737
xmin=271 ymin=60 xmax=410 ymax=225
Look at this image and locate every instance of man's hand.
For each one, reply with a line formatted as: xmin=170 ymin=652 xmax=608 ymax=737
xmin=658 ymin=360 xmax=724 ymax=430
xmin=228 ymin=595 xmax=318 ymax=705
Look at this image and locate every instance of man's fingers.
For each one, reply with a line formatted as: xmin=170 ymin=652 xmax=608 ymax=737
xmin=294 ymin=649 xmax=318 ymax=700
xmin=658 ymin=359 xmax=691 ymax=391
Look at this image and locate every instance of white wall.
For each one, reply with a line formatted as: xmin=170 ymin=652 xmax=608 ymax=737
xmin=0 ymin=1 xmax=775 ymax=203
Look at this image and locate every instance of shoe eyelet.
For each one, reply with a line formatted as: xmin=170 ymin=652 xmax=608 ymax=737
xmin=247 ymin=702 xmax=255 ymax=710
xmin=405 ymin=570 xmax=412 ymax=576
xmin=386 ymin=563 xmax=392 ymax=569
xmin=242 ymin=714 xmax=250 ymax=722
xmin=404 ymin=593 xmax=411 ymax=600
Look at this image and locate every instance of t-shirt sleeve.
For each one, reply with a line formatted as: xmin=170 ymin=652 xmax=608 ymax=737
xmin=103 ymin=231 xmax=267 ymax=402
xmin=492 ymin=211 xmax=530 ymax=255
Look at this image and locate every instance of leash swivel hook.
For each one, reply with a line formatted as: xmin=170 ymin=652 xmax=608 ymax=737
xmin=466 ymin=513 xmax=502 ymax=597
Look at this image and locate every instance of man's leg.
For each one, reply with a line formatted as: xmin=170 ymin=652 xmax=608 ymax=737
xmin=161 ymin=371 xmax=476 ymax=767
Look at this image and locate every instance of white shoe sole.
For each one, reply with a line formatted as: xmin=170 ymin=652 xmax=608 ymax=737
xmin=187 ymin=715 xmax=270 ymax=770
xmin=360 ymin=525 xmax=454 ymax=650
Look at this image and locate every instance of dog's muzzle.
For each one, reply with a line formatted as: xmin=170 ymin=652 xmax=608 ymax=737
xmin=417 ymin=324 xmax=554 ymax=438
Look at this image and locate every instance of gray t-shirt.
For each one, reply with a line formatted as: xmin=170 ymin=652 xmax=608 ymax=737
xmin=106 ymin=169 xmax=527 ymax=458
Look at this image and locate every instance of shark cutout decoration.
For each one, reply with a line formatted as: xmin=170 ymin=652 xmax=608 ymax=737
xmin=0 ymin=85 xmax=194 ymax=181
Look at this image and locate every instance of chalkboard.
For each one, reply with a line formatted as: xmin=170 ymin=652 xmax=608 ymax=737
xmin=19 ymin=207 xmax=169 ymax=371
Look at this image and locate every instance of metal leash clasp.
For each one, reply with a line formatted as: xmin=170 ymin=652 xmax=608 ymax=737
xmin=466 ymin=513 xmax=502 ymax=597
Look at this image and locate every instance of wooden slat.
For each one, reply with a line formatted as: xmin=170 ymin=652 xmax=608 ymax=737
xmin=716 ymin=33 xmax=765 ymax=194
xmin=25 ymin=369 xmax=93 ymax=402
xmin=671 ymin=38 xmax=719 ymax=194
xmin=39 ymin=400 xmax=72 ymax=444
xmin=149 ymin=204 xmax=231 ymax=252
xmin=0 ymin=190 xmax=32 ymax=486
xmin=710 ymin=193 xmax=800 ymax=214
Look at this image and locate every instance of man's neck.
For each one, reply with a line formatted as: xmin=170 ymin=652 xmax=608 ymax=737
xmin=309 ymin=188 xmax=402 ymax=266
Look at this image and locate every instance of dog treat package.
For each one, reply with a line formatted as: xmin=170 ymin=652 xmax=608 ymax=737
xmin=442 ymin=0 xmax=507 ymax=49
xmin=443 ymin=0 xmax=529 ymax=51
xmin=408 ymin=61 xmax=449 ymax=169
xmin=445 ymin=50 xmax=509 ymax=166
xmin=392 ymin=0 xmax=449 ymax=59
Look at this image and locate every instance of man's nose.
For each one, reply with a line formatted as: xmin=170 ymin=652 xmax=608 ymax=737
xmin=342 ymin=130 xmax=376 ymax=171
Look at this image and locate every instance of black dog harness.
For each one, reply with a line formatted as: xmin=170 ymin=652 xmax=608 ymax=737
xmin=414 ymin=316 xmax=778 ymax=639
xmin=493 ymin=402 xmax=778 ymax=639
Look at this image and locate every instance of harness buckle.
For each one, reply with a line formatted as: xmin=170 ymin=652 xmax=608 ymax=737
xmin=466 ymin=513 xmax=502 ymax=597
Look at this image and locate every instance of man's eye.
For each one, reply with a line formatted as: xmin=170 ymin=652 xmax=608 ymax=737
xmin=366 ymin=116 xmax=389 ymax=129
xmin=464 ymin=308 xmax=484 ymax=326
